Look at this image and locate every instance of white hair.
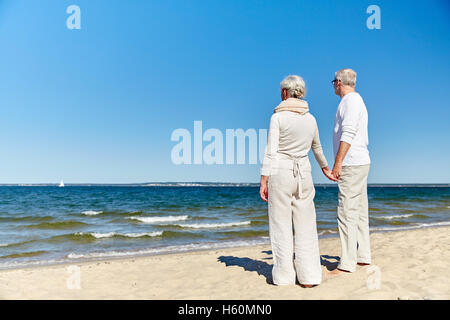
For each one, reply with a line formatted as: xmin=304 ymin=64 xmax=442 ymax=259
xmin=335 ymin=68 xmax=357 ymax=87
xmin=280 ymin=75 xmax=306 ymax=99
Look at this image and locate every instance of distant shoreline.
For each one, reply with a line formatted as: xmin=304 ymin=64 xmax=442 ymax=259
xmin=1 ymin=183 xmax=449 ymax=187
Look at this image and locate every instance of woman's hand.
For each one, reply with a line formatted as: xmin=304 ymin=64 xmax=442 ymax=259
xmin=322 ymin=166 xmax=338 ymax=182
xmin=260 ymin=175 xmax=269 ymax=202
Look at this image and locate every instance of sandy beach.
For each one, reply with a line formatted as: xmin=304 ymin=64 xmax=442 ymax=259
xmin=0 ymin=226 xmax=448 ymax=300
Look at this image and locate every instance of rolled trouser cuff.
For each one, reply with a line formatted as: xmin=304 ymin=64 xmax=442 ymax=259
xmin=337 ymin=263 xmax=356 ymax=273
xmin=357 ymin=259 xmax=371 ymax=264
xmin=298 ymin=278 xmax=322 ymax=285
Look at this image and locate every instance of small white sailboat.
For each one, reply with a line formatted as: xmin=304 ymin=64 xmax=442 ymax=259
xmin=59 ymin=180 xmax=65 ymax=187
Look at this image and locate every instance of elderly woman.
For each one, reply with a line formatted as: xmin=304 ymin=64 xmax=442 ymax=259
xmin=260 ymin=75 xmax=335 ymax=287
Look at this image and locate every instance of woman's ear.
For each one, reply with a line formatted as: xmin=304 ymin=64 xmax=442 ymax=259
xmin=281 ymin=88 xmax=287 ymax=100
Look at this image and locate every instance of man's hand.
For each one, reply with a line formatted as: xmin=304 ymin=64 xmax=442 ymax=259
xmin=331 ymin=162 xmax=343 ymax=180
xmin=332 ymin=141 xmax=351 ymax=181
xmin=322 ymin=166 xmax=338 ymax=182
xmin=260 ymin=175 xmax=269 ymax=202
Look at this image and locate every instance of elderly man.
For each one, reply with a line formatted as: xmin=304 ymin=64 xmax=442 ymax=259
xmin=330 ymin=69 xmax=371 ymax=274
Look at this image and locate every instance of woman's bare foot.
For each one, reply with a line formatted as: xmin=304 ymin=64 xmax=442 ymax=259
xmin=299 ymin=284 xmax=319 ymax=288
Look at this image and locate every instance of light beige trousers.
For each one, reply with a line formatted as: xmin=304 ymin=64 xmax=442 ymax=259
xmin=337 ymin=164 xmax=371 ymax=272
xmin=268 ymin=156 xmax=322 ymax=285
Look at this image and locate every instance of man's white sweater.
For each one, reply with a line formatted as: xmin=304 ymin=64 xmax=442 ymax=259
xmin=333 ymin=92 xmax=371 ymax=166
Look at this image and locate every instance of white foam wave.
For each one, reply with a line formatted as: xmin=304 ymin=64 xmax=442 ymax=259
xmin=0 ymin=243 xmax=9 ymax=247
xmin=76 ymin=231 xmax=163 ymax=239
xmin=67 ymin=238 xmax=269 ymax=260
xmin=122 ymin=232 xmax=163 ymax=238
xmin=130 ymin=215 xmax=189 ymax=223
xmin=371 ymin=221 xmax=450 ymax=232
xmin=82 ymin=210 xmax=103 ymax=216
xmin=377 ymin=214 xmax=414 ymax=220
xmin=0 ymin=258 xmax=66 ymax=270
xmin=176 ymin=221 xmax=251 ymax=229
xmin=318 ymin=230 xmax=338 ymax=236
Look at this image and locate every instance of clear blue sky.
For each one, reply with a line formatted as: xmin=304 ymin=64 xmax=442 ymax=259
xmin=0 ymin=0 xmax=449 ymax=184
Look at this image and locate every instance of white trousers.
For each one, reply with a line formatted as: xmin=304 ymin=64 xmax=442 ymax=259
xmin=268 ymin=156 xmax=322 ymax=285
xmin=337 ymin=164 xmax=371 ymax=272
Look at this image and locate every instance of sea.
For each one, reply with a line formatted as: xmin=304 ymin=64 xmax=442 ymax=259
xmin=0 ymin=184 xmax=449 ymax=270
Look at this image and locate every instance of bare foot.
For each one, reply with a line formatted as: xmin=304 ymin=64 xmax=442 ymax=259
xmin=329 ymin=268 xmax=351 ymax=275
xmin=299 ymin=284 xmax=319 ymax=288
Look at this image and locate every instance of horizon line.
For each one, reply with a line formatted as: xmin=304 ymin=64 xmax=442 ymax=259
xmin=1 ymin=182 xmax=449 ymax=187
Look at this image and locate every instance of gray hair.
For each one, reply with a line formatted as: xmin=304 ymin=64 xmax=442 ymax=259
xmin=335 ymin=68 xmax=357 ymax=87
xmin=280 ymin=75 xmax=306 ymax=99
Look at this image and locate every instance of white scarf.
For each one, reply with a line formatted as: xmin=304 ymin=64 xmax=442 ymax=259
xmin=274 ymin=98 xmax=309 ymax=115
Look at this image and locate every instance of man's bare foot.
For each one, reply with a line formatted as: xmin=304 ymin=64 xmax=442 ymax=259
xmin=357 ymin=263 xmax=370 ymax=266
xmin=329 ymin=268 xmax=351 ymax=275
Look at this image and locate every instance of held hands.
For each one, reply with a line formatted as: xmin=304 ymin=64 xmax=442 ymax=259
xmin=322 ymin=166 xmax=338 ymax=182
xmin=262 ymin=164 xmax=340 ymax=201
xmin=331 ymin=162 xmax=342 ymax=180
xmin=260 ymin=175 xmax=269 ymax=202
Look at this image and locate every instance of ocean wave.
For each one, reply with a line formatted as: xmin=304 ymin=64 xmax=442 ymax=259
xmin=161 ymin=231 xmax=205 ymax=239
xmin=318 ymin=230 xmax=338 ymax=236
xmin=0 ymin=239 xmax=36 ymax=248
xmin=317 ymin=220 xmax=334 ymax=225
xmin=80 ymin=210 xmax=144 ymax=217
xmin=0 ymin=258 xmax=65 ymax=270
xmin=175 ymin=221 xmax=251 ymax=229
xmin=0 ymin=215 xmax=54 ymax=222
xmin=45 ymin=230 xmax=202 ymax=243
xmin=82 ymin=210 xmax=103 ymax=216
xmin=75 ymin=231 xmax=163 ymax=239
xmin=190 ymin=216 xmax=219 ymax=221
xmin=129 ymin=215 xmax=189 ymax=223
xmin=385 ymin=220 xmax=411 ymax=226
xmin=251 ymin=215 xmax=269 ymax=220
xmin=67 ymin=238 xmax=270 ymax=260
xmin=0 ymin=250 xmax=48 ymax=259
xmin=249 ymin=220 xmax=267 ymax=226
xmin=376 ymin=214 xmax=414 ymax=220
xmin=370 ymin=221 xmax=450 ymax=232
xmin=23 ymin=221 xmax=89 ymax=229
xmin=218 ymin=230 xmax=269 ymax=239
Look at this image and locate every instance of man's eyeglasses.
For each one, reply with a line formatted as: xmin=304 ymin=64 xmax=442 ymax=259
xmin=331 ymin=79 xmax=340 ymax=85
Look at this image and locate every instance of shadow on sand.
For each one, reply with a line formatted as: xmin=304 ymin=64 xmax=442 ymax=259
xmin=218 ymin=250 xmax=341 ymax=282
xmin=218 ymin=252 xmax=274 ymax=284
xmin=320 ymin=255 xmax=340 ymax=271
